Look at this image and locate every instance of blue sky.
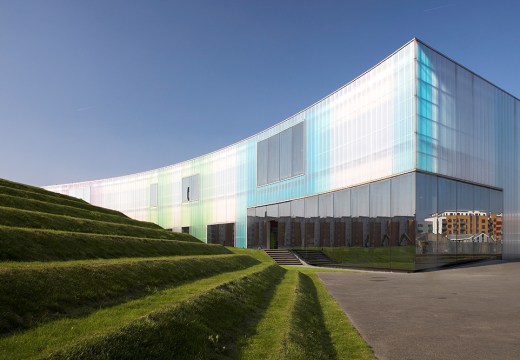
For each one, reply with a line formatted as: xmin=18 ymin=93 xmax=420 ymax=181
xmin=1 ymin=0 xmax=519 ymax=186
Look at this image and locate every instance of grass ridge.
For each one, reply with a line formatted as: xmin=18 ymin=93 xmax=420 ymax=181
xmin=49 ymin=264 xmax=284 ymax=359
xmin=0 ymin=179 xmax=87 ymax=204
xmin=0 ymin=254 xmax=258 ymax=335
xmin=0 ymin=226 xmax=226 ymax=262
xmin=0 ymin=194 xmax=161 ymax=229
xmin=0 ymin=207 xmax=200 ymax=242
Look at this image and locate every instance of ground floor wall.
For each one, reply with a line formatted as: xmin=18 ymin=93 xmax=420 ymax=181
xmin=246 ymin=172 xmax=502 ymax=271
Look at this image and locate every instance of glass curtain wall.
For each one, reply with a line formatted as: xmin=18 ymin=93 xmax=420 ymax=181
xmin=248 ymin=172 xmax=502 ymax=270
xmin=415 ymin=173 xmax=502 ymax=270
xmin=247 ymin=173 xmax=416 ymax=270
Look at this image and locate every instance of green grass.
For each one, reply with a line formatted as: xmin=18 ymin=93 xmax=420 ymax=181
xmin=0 ymin=254 xmax=258 ymax=335
xmin=0 ymin=194 xmax=161 ymax=229
xmin=0 ymin=207 xmax=200 ymax=242
xmin=283 ymin=272 xmax=336 ymax=359
xmin=238 ymin=270 xmax=299 ymax=358
xmin=309 ymin=272 xmax=374 ymax=359
xmin=238 ymin=267 xmax=374 ymax=360
xmin=0 ymin=177 xmax=375 ymax=359
xmin=0 ymin=226 xmax=226 ymax=262
xmin=0 ymin=263 xmax=283 ymax=360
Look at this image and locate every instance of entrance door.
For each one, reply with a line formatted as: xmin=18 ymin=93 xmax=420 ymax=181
xmin=269 ymin=220 xmax=279 ymax=249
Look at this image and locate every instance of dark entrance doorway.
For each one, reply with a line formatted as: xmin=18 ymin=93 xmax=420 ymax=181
xmin=269 ymin=220 xmax=279 ymax=249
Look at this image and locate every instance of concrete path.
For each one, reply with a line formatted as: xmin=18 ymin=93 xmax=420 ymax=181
xmin=318 ymin=261 xmax=520 ymax=360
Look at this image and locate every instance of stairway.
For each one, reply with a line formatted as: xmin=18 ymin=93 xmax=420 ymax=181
xmin=265 ymin=249 xmax=303 ymax=266
xmin=291 ymin=250 xmax=337 ymax=267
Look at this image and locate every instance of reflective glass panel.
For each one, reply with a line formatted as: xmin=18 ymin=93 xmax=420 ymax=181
xmin=319 ymin=193 xmax=333 ymax=218
xmin=333 ymin=189 xmax=351 ymax=217
xmin=292 ymin=122 xmax=304 ymax=176
xmin=416 ymin=173 xmax=437 ymax=269
xmin=267 ymin=134 xmax=280 ymax=183
xmin=257 ymin=139 xmax=268 ymax=186
xmin=279 ymin=128 xmax=292 ymax=180
xmin=304 ymin=196 xmax=319 ymax=218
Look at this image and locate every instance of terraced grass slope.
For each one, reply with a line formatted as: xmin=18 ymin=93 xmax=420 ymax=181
xmin=0 ymin=178 xmax=374 ymax=359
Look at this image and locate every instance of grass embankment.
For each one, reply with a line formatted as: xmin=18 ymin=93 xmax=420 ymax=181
xmin=0 ymin=254 xmax=257 ymax=335
xmin=0 ymin=226 xmax=228 ymax=262
xmin=0 ymin=178 xmax=374 ymax=359
xmin=301 ymin=268 xmax=374 ymax=359
xmin=0 ymin=264 xmax=283 ymax=359
xmin=0 ymin=184 xmax=124 ymax=217
xmin=0 ymin=178 xmax=89 ymax=205
xmin=239 ymin=266 xmax=374 ymax=360
xmin=0 ymin=207 xmax=200 ymax=242
xmin=0 ymin=194 xmax=161 ymax=229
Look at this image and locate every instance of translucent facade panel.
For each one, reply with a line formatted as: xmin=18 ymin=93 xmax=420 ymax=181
xmin=267 ymin=134 xmax=280 ymax=183
xmin=190 ymin=174 xmax=200 ymax=201
xmin=47 ymin=40 xmax=519 ymax=259
xmin=45 ymin=40 xmax=417 ymax=252
xmin=150 ymin=183 xmax=158 ymax=207
xmin=257 ymin=139 xmax=268 ymax=186
xmin=329 ymin=42 xmax=415 ymax=191
xmin=415 ymin=42 xmax=510 ymax=189
xmin=279 ymin=127 xmax=292 ymax=180
xmin=292 ymin=122 xmax=304 ymax=177
xmin=68 ymin=186 xmax=91 ymax=203
xmin=333 ymin=189 xmax=351 ymax=217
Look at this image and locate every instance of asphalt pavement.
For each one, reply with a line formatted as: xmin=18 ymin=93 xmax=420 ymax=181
xmin=318 ymin=261 xmax=520 ymax=360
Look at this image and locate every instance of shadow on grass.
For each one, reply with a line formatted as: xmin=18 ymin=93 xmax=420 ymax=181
xmin=288 ymin=272 xmax=337 ymax=359
xmin=49 ymin=265 xmax=287 ymax=359
xmin=0 ymin=255 xmax=257 ymax=337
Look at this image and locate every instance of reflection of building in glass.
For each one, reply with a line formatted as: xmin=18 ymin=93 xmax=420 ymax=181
xmin=44 ymin=38 xmax=520 ymax=270
xmin=423 ymin=211 xmax=502 ymax=240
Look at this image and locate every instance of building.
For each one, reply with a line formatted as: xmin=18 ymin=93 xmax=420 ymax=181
xmin=44 ymin=38 xmax=520 ymax=270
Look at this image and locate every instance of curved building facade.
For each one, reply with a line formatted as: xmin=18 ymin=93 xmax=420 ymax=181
xmin=45 ymin=39 xmax=520 ymax=270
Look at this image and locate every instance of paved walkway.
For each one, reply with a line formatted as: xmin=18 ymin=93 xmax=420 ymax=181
xmin=318 ymin=261 xmax=520 ymax=360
